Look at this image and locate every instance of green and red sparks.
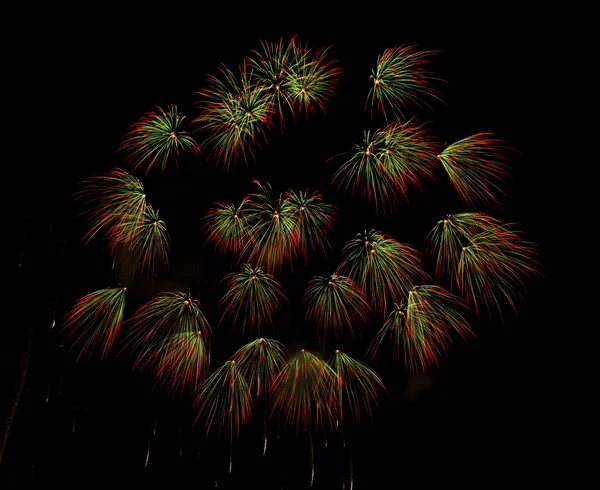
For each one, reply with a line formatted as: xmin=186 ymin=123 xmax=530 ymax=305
xmin=61 ymin=287 xmax=127 ymax=361
xmin=118 ymin=104 xmax=200 ymax=176
xmin=339 ymin=229 xmax=428 ymax=318
xmin=438 ymin=133 xmax=512 ymax=208
xmin=219 ymin=263 xmax=287 ymax=335
xmin=366 ymin=285 xmax=473 ymax=372
xmin=367 ymin=45 xmax=444 ymax=122
xmin=123 ymin=291 xmax=212 ymax=395
xmin=304 ymin=273 xmax=371 ymax=339
xmin=330 ymin=120 xmax=439 ymax=214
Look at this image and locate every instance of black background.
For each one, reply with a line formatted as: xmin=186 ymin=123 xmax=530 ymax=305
xmin=6 ymin=9 xmax=560 ymax=489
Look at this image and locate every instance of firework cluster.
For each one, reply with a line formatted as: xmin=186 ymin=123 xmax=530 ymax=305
xmin=60 ymin=36 xmax=541 ymax=449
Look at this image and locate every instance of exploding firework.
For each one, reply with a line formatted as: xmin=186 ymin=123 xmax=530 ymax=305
xmin=328 ymin=350 xmax=385 ymax=424
xmin=118 ymin=104 xmax=200 ymax=176
xmin=219 ymin=263 xmax=287 ymax=335
xmin=304 ymin=273 xmax=371 ymax=340
xmin=123 ymin=291 xmax=212 ymax=394
xmin=230 ymin=337 xmax=286 ymax=400
xmin=61 ymin=287 xmax=127 ymax=361
xmin=271 ymin=350 xmax=338 ymax=432
xmin=75 ymin=168 xmax=147 ymax=246
xmin=366 ymin=285 xmax=473 ymax=372
xmin=193 ymin=359 xmax=253 ymax=436
xmin=284 ymin=189 xmax=336 ymax=260
xmin=367 ymin=45 xmax=443 ymax=122
xmin=330 ymin=120 xmax=439 ymax=213
xmin=438 ymin=133 xmax=512 ymax=208
xmin=339 ymin=230 xmax=428 ymax=318
xmin=201 ymin=197 xmax=252 ymax=256
xmin=241 ymin=180 xmax=300 ymax=273
xmin=109 ymin=204 xmax=170 ymax=277
xmin=193 ymin=61 xmax=274 ymax=169
xmin=426 ymin=212 xmax=504 ymax=281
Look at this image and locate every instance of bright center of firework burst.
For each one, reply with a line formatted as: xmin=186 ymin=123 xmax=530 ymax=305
xmin=374 ymin=79 xmax=380 ymax=85
xmin=301 ymin=349 xmax=305 ymax=352
xmin=462 ymin=247 xmax=466 ymax=251
xmin=335 ymin=349 xmax=340 ymax=353
xmin=370 ymin=249 xmax=376 ymax=254
xmin=328 ymin=281 xmax=332 ymax=285
xmin=444 ymin=219 xmax=448 ymax=224
xmin=170 ymin=132 xmax=176 ymax=138
xmin=183 ymin=300 xmax=189 ymax=306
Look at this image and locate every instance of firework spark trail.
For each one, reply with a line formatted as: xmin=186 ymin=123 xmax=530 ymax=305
xmin=75 ymin=168 xmax=147 ymax=247
xmin=118 ymin=104 xmax=200 ymax=176
xmin=367 ymin=45 xmax=444 ymax=122
xmin=201 ymin=197 xmax=253 ymax=256
xmin=123 ymin=292 xmax=212 ymax=394
xmin=219 ymin=264 xmax=287 ymax=335
xmin=366 ymin=285 xmax=473 ymax=372
xmin=241 ymin=180 xmax=301 ymax=273
xmin=339 ymin=230 xmax=428 ymax=318
xmin=61 ymin=287 xmax=127 ymax=361
xmin=304 ymin=273 xmax=371 ymax=341
xmin=194 ymin=61 xmax=274 ymax=169
xmin=331 ymin=120 xmax=440 ymax=214
xmin=328 ymin=350 xmax=385 ymax=425
xmin=438 ymin=133 xmax=512 ymax=209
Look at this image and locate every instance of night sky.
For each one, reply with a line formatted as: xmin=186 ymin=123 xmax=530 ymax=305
xmin=6 ymin=12 xmax=558 ymax=489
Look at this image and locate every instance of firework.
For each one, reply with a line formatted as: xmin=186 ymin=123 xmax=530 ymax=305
xmin=270 ymin=350 xmax=338 ymax=431
xmin=426 ymin=212 xmax=504 ymax=281
xmin=457 ymin=225 xmax=541 ymax=317
xmin=61 ymin=287 xmax=127 ymax=361
xmin=284 ymin=189 xmax=336 ymax=259
xmin=366 ymin=285 xmax=473 ymax=372
xmin=338 ymin=230 xmax=428 ymax=318
xmin=118 ymin=104 xmax=200 ymax=176
xmin=438 ymin=133 xmax=512 ymax=208
xmin=230 ymin=338 xmax=286 ymax=399
xmin=284 ymin=39 xmax=341 ymax=116
xmin=193 ymin=61 xmax=274 ymax=169
xmin=247 ymin=36 xmax=305 ymax=128
xmin=193 ymin=360 xmax=252 ymax=437
xmin=109 ymin=204 xmax=170 ymax=277
xmin=123 ymin=291 xmax=212 ymax=393
xmin=304 ymin=273 xmax=371 ymax=339
xmin=75 ymin=168 xmax=147 ymax=246
xmin=201 ymin=197 xmax=252 ymax=256
xmin=219 ymin=263 xmax=287 ymax=335
xmin=241 ymin=180 xmax=300 ymax=273
xmin=330 ymin=120 xmax=439 ymax=214
xmin=328 ymin=350 xmax=385 ymax=424
xmin=367 ymin=45 xmax=443 ymax=122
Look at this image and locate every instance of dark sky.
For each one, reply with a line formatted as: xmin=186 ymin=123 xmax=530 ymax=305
xmin=9 ymin=11 xmax=559 ymax=488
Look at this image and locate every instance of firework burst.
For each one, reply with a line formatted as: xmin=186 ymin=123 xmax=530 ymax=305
xmin=367 ymin=45 xmax=443 ymax=122
xmin=230 ymin=338 xmax=286 ymax=400
xmin=75 ymin=168 xmax=147 ymax=246
xmin=328 ymin=350 xmax=385 ymax=424
xmin=193 ymin=62 xmax=274 ymax=169
xmin=61 ymin=287 xmax=127 ymax=361
xmin=366 ymin=285 xmax=473 ymax=372
xmin=193 ymin=360 xmax=252 ymax=437
xmin=271 ymin=350 xmax=338 ymax=431
xmin=330 ymin=120 xmax=439 ymax=214
xmin=109 ymin=204 xmax=170 ymax=277
xmin=457 ymin=225 xmax=541 ymax=318
xmin=123 ymin=291 xmax=212 ymax=394
xmin=219 ymin=263 xmax=287 ymax=335
xmin=438 ymin=133 xmax=512 ymax=208
xmin=284 ymin=189 xmax=336 ymax=260
xmin=201 ymin=197 xmax=252 ymax=256
xmin=426 ymin=212 xmax=504 ymax=281
xmin=304 ymin=273 xmax=371 ymax=340
xmin=118 ymin=104 xmax=200 ymax=176
xmin=339 ymin=230 xmax=428 ymax=318
xmin=241 ymin=180 xmax=300 ymax=273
